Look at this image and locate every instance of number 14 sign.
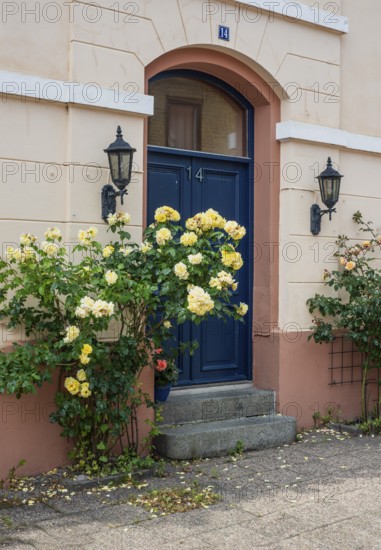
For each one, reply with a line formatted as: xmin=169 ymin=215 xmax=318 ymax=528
xmin=218 ymin=25 xmax=230 ymax=41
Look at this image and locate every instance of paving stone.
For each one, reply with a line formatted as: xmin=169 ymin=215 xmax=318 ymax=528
xmin=1 ymin=432 xmax=381 ymax=549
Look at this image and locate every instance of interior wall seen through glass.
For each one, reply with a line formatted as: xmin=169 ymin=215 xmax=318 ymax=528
xmin=148 ymin=76 xmax=247 ymax=157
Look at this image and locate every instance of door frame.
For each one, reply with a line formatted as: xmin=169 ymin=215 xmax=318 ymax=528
xmin=147 ymin=69 xmax=254 ymax=384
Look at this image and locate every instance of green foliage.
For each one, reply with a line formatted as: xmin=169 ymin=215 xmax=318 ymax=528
xmin=0 ymin=208 xmax=248 ymax=471
xmin=228 ymin=439 xmax=244 ymax=457
xmin=307 ymin=211 xmax=381 ymax=420
xmin=312 ymin=405 xmax=336 ymax=428
xmin=0 ymin=459 xmax=26 ymax=490
xmin=359 ymin=417 xmax=381 ymax=435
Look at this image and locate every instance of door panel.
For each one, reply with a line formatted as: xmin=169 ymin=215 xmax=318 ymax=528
xmin=147 ymin=150 xmax=251 ymax=385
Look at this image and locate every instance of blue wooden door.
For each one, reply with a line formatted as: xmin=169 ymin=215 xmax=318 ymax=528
xmin=147 ymin=148 xmax=252 ymax=385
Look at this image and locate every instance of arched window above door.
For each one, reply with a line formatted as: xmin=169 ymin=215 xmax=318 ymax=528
xmin=148 ymin=74 xmax=247 ymax=157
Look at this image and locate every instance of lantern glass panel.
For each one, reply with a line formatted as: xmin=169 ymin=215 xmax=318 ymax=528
xmin=320 ymin=177 xmax=340 ymax=209
xmin=120 ymin=151 xmax=132 ymax=182
xmin=109 ymin=151 xmax=119 ymax=182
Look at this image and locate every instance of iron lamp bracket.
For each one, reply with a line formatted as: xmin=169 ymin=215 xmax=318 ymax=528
xmin=310 ymin=204 xmax=336 ymax=235
xmin=101 ymin=185 xmax=128 ymax=222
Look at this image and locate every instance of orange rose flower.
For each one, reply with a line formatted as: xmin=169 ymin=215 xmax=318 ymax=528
xmin=345 ymin=261 xmax=356 ymax=271
xmin=155 ymin=359 xmax=167 ymax=372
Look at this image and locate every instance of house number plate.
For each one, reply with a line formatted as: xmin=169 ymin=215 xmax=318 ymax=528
xmin=218 ymin=25 xmax=230 ymax=41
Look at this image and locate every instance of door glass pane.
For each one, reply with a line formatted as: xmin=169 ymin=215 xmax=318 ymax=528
xmin=148 ymin=76 xmax=247 ymax=157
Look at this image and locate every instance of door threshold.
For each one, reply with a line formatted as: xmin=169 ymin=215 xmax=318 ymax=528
xmin=172 ymin=381 xmax=253 ymax=396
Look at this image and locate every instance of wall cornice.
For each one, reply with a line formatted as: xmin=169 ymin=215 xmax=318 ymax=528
xmin=277 ymin=121 xmax=381 ymax=155
xmin=235 ymin=0 xmax=348 ymax=33
xmin=0 ymin=70 xmax=153 ymax=116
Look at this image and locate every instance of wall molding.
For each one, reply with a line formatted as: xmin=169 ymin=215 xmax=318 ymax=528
xmin=235 ymin=0 xmax=348 ymax=33
xmin=0 ymin=70 xmax=153 ymax=116
xmin=276 ymin=121 xmax=381 ymax=155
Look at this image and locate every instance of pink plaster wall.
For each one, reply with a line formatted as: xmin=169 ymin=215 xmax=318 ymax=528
xmin=255 ymin=331 xmax=374 ymax=429
xmin=0 ymin=368 xmax=154 ymax=480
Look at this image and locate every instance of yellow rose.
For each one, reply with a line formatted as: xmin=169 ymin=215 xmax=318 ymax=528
xmin=206 ymin=209 xmax=225 ymax=229
xmin=221 ymin=250 xmax=243 ymax=270
xmin=209 ymin=271 xmax=236 ymax=290
xmin=362 ymin=241 xmax=371 ymax=248
xmin=140 ymin=242 xmax=152 ymax=253
xmin=13 ymin=249 xmax=23 ymax=262
xmin=236 ymin=302 xmax=248 ymax=316
xmin=180 ymin=232 xmax=198 ymax=246
xmin=174 ymin=262 xmax=189 ymax=280
xmin=75 ymin=296 xmax=94 ymax=318
xmin=118 ymin=212 xmax=131 ymax=224
xmin=102 ymin=245 xmax=114 ymax=258
xmin=44 ymin=227 xmax=62 ymax=241
xmin=81 ymin=344 xmax=93 ymax=355
xmin=80 ymin=382 xmax=91 ymax=398
xmin=224 ymin=220 xmax=246 ymax=240
xmin=188 ymin=253 xmax=203 ymax=265
xmin=41 ymin=241 xmax=59 ymax=257
xmin=20 ymin=233 xmax=37 ymax=246
xmin=185 ymin=218 xmax=199 ymax=232
xmin=77 ymin=369 xmax=87 ymax=382
xmin=63 ymin=326 xmax=80 ymax=344
xmin=121 ymin=246 xmax=133 ymax=256
xmin=187 ymin=286 xmax=214 ymax=316
xmin=64 ymin=377 xmax=80 ymax=395
xmin=78 ymin=227 xmax=97 ymax=245
xmin=155 ymin=228 xmax=172 ymax=246
xmin=79 ymin=353 xmax=91 ymax=365
xmin=105 ymin=270 xmax=118 ymax=285
xmin=154 ymin=206 xmax=180 ymax=223
xmin=107 ymin=213 xmax=117 ymax=226
xmin=91 ymin=300 xmax=115 ymax=318
xmin=155 ymin=211 xmax=167 ymax=223
xmin=6 ymin=246 xmax=16 ymax=260
xmin=88 ymin=227 xmax=97 ymax=238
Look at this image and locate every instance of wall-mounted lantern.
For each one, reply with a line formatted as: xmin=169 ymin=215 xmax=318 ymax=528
xmin=310 ymin=157 xmax=343 ymax=235
xmin=102 ymin=126 xmax=136 ymax=222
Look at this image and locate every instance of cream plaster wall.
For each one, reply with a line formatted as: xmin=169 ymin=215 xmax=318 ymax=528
xmin=0 ymin=0 xmax=69 ymax=80
xmin=340 ymin=1 xmax=381 ymax=138
xmin=1 ymin=0 xmax=380 ymax=333
xmin=278 ymin=1 xmax=381 ymax=329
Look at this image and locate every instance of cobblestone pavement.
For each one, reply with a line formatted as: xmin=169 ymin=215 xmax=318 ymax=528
xmin=1 ymin=430 xmax=381 ymax=549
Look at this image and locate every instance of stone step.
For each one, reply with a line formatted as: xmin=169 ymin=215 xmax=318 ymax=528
xmin=158 ymin=386 xmax=275 ymax=426
xmin=154 ymin=414 xmax=296 ymax=460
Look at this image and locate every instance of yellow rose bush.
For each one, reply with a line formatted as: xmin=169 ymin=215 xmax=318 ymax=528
xmin=0 ymin=205 xmax=248 ymax=469
xmin=307 ymin=211 xmax=381 ymax=421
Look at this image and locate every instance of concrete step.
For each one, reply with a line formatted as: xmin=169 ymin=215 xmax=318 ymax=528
xmin=154 ymin=414 xmax=296 ymax=460
xmin=158 ymin=386 xmax=275 ymax=426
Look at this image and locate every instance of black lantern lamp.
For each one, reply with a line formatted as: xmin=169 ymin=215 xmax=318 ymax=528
xmin=310 ymin=157 xmax=343 ymax=235
xmin=102 ymin=126 xmax=136 ymax=221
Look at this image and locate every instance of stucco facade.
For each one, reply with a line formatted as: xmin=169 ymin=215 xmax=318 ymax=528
xmin=1 ymin=0 xmax=381 ymax=476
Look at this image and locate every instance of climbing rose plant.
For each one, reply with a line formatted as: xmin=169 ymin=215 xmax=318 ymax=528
xmin=0 ymin=206 xmax=248 ymax=467
xmin=307 ymin=211 xmax=381 ymax=420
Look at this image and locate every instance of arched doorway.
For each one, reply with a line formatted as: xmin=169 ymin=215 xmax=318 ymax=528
xmin=147 ymin=69 xmax=253 ymax=385
xmin=145 ymin=48 xmax=281 ymax=390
